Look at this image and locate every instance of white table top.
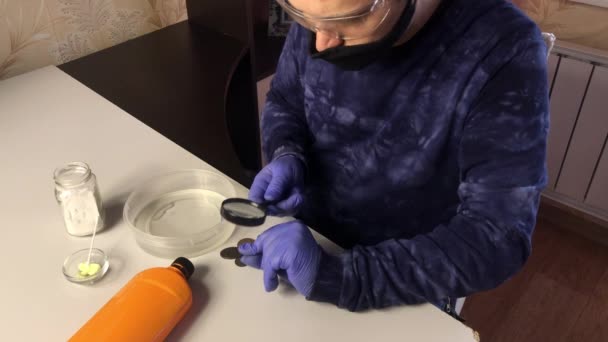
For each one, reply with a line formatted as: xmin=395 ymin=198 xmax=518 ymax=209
xmin=0 ymin=66 xmax=476 ymax=341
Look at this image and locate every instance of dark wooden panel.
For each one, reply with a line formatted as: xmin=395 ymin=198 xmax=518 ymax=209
xmin=539 ymin=196 xmax=608 ymax=246
xmin=186 ymin=0 xmax=285 ymax=80
xmin=60 ymin=22 xmax=256 ymax=186
xmin=495 ymin=273 xmax=587 ymax=342
xmin=186 ymin=0 xmax=253 ymax=44
xmin=225 ymin=50 xmax=262 ymax=176
xmin=462 ymin=221 xmax=608 ymax=341
xmin=254 ymin=24 xmax=285 ymax=81
xmin=566 ymin=268 xmax=608 ymax=341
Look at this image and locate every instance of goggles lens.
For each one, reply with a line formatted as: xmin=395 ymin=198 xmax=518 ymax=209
xmin=277 ymin=0 xmax=391 ymax=40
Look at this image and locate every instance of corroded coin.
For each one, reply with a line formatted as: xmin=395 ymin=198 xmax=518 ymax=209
xmin=234 ymin=258 xmax=246 ymax=267
xmin=220 ymin=247 xmax=240 ymax=260
xmin=237 ymin=238 xmax=255 ymax=247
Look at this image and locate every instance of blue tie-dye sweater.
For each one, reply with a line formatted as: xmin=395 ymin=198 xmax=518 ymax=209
xmin=261 ymin=0 xmax=549 ymax=311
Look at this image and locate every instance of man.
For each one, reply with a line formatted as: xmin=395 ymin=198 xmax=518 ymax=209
xmin=237 ymin=0 xmax=549 ymax=314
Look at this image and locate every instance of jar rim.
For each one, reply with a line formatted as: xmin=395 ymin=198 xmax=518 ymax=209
xmin=54 ymin=162 xmax=93 ymax=188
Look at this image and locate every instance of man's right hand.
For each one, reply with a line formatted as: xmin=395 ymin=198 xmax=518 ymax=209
xmin=249 ymin=154 xmax=305 ymax=216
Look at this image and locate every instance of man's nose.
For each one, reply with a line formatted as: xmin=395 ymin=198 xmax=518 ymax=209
xmin=316 ymin=31 xmax=344 ymax=51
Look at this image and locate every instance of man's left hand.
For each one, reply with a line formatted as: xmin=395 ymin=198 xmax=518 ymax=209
xmin=238 ymin=221 xmax=322 ymax=297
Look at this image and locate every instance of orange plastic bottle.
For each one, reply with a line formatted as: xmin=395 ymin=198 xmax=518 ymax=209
xmin=70 ymin=257 xmax=194 ymax=342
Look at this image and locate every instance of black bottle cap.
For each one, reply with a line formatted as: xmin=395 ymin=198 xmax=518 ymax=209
xmin=171 ymin=257 xmax=194 ymax=280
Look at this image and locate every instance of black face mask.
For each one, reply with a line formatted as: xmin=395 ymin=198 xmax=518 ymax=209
xmin=309 ymin=0 xmax=417 ymax=71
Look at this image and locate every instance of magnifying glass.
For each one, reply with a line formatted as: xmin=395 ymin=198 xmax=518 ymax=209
xmin=220 ymin=198 xmax=269 ymax=226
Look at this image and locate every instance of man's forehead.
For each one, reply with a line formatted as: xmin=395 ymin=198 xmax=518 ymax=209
xmin=287 ymin=0 xmax=376 ymax=17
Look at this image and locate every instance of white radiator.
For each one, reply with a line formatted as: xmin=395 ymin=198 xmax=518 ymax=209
xmin=545 ymin=41 xmax=608 ymax=222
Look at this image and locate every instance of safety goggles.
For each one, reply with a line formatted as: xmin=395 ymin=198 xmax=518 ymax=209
xmin=276 ymin=0 xmax=392 ymax=40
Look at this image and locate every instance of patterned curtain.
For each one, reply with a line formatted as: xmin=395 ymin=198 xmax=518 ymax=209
xmin=511 ymin=0 xmax=608 ymax=51
xmin=0 ymin=0 xmax=187 ymax=80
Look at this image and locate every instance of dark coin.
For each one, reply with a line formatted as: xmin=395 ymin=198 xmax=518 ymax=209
xmin=220 ymin=247 xmax=240 ymax=260
xmin=234 ymin=258 xmax=246 ymax=267
xmin=237 ymin=238 xmax=255 ymax=247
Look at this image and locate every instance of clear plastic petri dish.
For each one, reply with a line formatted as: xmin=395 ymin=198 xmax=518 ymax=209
xmin=124 ymin=169 xmax=237 ymax=258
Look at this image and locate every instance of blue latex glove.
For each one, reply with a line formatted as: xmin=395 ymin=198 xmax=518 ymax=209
xmin=238 ymin=220 xmax=322 ymax=296
xmin=249 ymin=154 xmax=305 ymax=216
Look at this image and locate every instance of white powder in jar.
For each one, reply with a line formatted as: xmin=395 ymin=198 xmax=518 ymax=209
xmin=58 ymin=187 xmax=104 ymax=236
xmin=54 ymin=162 xmax=105 ymax=236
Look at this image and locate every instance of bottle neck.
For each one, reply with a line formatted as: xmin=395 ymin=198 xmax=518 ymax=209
xmin=168 ymin=265 xmax=187 ymax=280
xmin=169 ymin=257 xmax=193 ymax=280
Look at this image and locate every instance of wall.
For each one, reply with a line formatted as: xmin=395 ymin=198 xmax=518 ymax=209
xmin=512 ymin=0 xmax=608 ymax=51
xmin=0 ymin=0 xmax=187 ymax=80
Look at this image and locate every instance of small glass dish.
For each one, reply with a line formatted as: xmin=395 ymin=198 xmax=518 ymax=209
xmin=62 ymin=248 xmax=109 ymax=284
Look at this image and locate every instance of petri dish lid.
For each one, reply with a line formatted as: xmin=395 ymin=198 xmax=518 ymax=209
xmin=135 ymin=189 xmax=225 ymax=237
xmin=124 ymin=169 xmax=237 ymax=258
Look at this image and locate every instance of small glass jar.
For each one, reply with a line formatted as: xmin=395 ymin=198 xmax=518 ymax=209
xmin=54 ymin=162 xmax=105 ymax=236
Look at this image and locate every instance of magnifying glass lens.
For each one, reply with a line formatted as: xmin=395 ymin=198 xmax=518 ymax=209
xmin=220 ymin=198 xmax=267 ymax=226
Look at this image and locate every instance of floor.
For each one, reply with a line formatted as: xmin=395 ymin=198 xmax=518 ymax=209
xmin=461 ymin=219 xmax=608 ymax=341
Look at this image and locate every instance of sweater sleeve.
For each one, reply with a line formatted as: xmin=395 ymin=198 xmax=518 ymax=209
xmin=307 ymin=36 xmax=550 ymax=311
xmin=261 ymin=25 xmax=310 ymax=163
